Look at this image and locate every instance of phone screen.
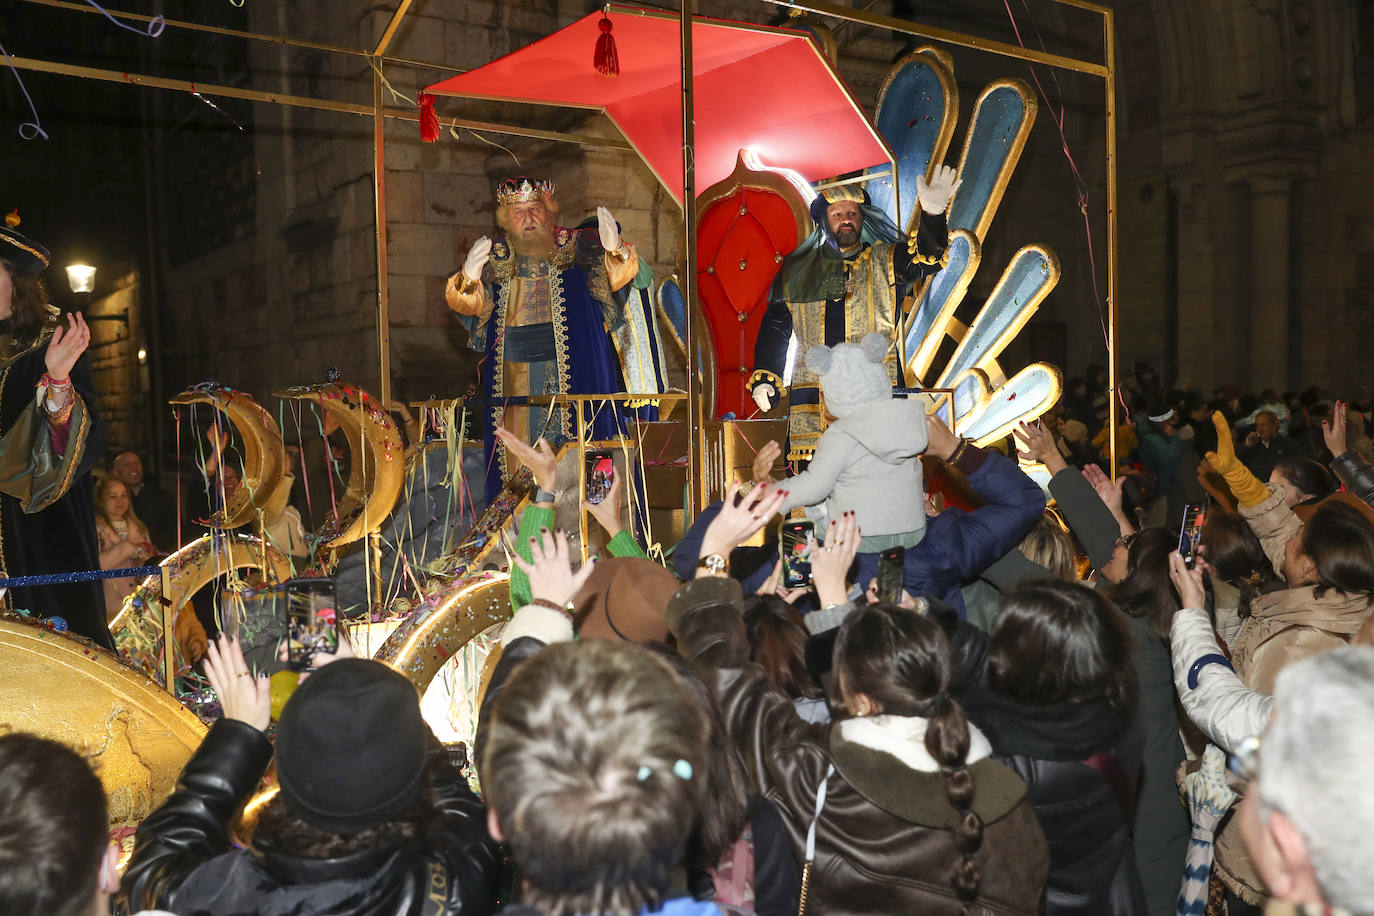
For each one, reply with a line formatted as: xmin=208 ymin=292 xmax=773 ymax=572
xmin=585 ymin=452 xmax=614 ymax=505
xmin=283 ymin=577 xmax=339 ymax=672
xmin=877 ymin=546 xmax=905 ymax=604
xmin=780 ymin=521 xmax=815 ymax=589
xmin=1178 ymin=502 xmax=1207 ymax=568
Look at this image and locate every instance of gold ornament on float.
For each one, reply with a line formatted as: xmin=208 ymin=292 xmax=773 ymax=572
xmin=111 ymin=533 xmax=293 ymax=684
xmin=169 ymin=384 xmax=287 ymax=531
xmin=275 ymin=380 xmax=405 ymax=551
xmin=0 ymin=615 xmax=206 ymax=860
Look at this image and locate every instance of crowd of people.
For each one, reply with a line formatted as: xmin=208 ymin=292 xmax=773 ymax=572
xmin=8 ymin=183 xmax=1374 ymax=914
xmin=6 ymin=354 xmax=1374 ymax=916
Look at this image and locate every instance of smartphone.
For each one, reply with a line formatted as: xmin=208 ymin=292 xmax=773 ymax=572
xmin=877 ymin=546 xmax=906 ymax=604
xmin=1178 ymin=501 xmax=1207 ymax=569
xmin=282 ymin=577 xmax=340 ymax=672
xmin=584 ymin=450 xmax=615 ymax=505
xmin=780 ymin=520 xmax=815 ymax=589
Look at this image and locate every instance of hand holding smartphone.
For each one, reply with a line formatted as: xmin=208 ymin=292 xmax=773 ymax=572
xmin=780 ymin=520 xmax=815 ymax=588
xmin=1178 ymin=501 xmax=1207 ymax=569
xmin=876 ymin=546 xmax=905 ymax=604
xmin=584 ymin=450 xmax=615 ymax=505
xmin=282 ymin=577 xmax=340 ymax=672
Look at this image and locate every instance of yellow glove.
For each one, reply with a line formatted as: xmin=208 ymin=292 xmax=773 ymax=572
xmin=1205 ymin=411 xmax=1270 ymax=508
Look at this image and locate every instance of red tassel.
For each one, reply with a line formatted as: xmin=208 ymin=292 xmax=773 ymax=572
xmin=594 ymin=12 xmax=619 ymax=77
xmin=418 ymin=92 xmax=440 ymax=143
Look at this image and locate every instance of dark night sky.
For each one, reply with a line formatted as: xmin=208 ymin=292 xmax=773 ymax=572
xmin=1 ymin=0 xmax=253 ymax=307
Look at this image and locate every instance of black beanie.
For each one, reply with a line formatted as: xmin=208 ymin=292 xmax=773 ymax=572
xmin=275 ymin=658 xmax=428 ymax=834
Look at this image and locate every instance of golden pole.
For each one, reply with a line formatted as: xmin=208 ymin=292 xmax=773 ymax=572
xmin=373 ymin=0 xmax=417 ymax=58
xmin=159 ymin=565 xmax=175 ymax=690
xmin=755 ymin=0 xmax=1108 ymax=76
xmin=6 ymin=56 xmax=633 ymax=151
xmin=1104 ymin=9 xmax=1120 ymax=477
xmin=16 ymin=0 xmax=458 ymax=73
xmin=682 ymin=0 xmax=700 ymax=521
xmin=372 ymin=67 xmax=393 ymax=406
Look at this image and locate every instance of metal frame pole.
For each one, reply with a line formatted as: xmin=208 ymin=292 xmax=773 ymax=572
xmin=681 ymin=0 xmax=700 ymax=521
xmin=1104 ymin=10 xmax=1119 ymax=476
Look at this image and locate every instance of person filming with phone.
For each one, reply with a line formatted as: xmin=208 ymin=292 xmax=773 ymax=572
xmin=119 ymin=634 xmax=501 ymax=916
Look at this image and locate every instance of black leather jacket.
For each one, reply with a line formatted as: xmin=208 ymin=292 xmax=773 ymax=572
xmin=1332 ymin=450 xmax=1374 ymax=506
xmin=118 ymin=719 xmax=500 ymax=916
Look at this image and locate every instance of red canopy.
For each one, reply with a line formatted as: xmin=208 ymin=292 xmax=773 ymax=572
xmin=424 ymin=6 xmax=891 ymax=204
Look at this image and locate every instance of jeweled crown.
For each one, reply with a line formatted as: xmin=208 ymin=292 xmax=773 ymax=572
xmin=495 ymin=177 xmax=555 ymax=206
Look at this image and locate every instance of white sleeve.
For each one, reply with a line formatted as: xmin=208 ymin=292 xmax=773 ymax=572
xmin=1170 ymin=607 xmax=1274 ymax=754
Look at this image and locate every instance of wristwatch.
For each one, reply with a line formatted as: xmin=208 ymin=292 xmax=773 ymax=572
xmin=697 ymin=553 xmax=730 ymax=575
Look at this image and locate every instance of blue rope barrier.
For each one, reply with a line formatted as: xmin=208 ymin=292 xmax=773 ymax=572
xmin=0 ymin=566 xmax=162 ymax=588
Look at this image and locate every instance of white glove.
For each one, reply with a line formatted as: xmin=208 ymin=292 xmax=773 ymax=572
xmin=462 ymin=236 xmax=492 ymax=281
xmin=917 ymin=165 xmax=961 ymax=215
xmin=752 ymin=383 xmax=776 ymax=413
xmin=597 ymin=206 xmax=621 ymax=253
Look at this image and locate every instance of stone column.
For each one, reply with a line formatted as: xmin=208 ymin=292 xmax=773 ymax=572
xmin=1247 ymin=175 xmax=1294 ymax=390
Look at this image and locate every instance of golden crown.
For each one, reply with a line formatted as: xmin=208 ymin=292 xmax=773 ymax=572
xmin=818 ymin=183 xmax=866 ymax=205
xmin=495 ymin=177 xmax=555 ymax=206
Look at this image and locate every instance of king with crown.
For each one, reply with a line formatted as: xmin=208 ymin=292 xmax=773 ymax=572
xmin=445 ymin=178 xmax=664 ymax=500
xmin=750 ymin=166 xmax=960 ymax=461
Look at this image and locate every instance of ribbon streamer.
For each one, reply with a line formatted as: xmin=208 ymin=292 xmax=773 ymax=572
xmin=0 ymin=566 xmax=160 ymax=588
xmin=0 ymin=39 xmax=48 ymax=139
xmin=84 ymin=0 xmax=165 ymax=37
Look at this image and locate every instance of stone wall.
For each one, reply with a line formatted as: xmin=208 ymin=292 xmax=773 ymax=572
xmin=139 ymin=0 xmax=1374 ymax=444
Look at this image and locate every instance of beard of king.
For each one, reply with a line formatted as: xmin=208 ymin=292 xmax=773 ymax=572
xmin=497 ymin=198 xmax=559 ymax=259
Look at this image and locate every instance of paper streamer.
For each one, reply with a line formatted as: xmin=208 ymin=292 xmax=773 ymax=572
xmin=0 ymin=39 xmax=47 ymax=139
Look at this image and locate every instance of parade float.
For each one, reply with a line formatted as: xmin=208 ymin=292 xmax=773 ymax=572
xmin=3 ymin=0 xmax=1121 ymax=858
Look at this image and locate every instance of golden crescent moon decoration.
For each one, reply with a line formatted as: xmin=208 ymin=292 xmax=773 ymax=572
xmin=0 ymin=614 xmax=207 ymax=862
xmin=274 ymin=380 xmax=405 ymax=550
xmin=111 ymin=533 xmax=294 ymax=683
xmin=169 ymin=384 xmax=286 ymax=530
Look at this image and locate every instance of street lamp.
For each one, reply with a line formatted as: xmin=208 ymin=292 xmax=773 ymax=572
xmin=65 ymin=263 xmax=96 ymax=294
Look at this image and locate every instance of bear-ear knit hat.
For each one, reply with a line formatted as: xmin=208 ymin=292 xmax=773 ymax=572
xmin=275 ymin=658 xmax=429 ymax=835
xmin=806 ymin=332 xmax=891 ymax=418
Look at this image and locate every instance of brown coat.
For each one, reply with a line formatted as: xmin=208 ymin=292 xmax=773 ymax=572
xmin=667 ymin=576 xmax=1049 ymax=916
xmin=1235 ymin=485 xmax=1373 ymax=694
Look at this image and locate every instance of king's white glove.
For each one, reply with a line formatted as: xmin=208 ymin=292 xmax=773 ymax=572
xmin=597 ymin=206 xmax=621 ymax=253
xmin=462 ymin=236 xmax=492 ymax=281
xmin=917 ymin=165 xmax=961 ymax=215
xmin=752 ymin=383 xmax=777 ymax=413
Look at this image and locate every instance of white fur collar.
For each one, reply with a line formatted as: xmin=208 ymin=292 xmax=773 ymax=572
xmin=838 ymin=713 xmax=992 ymax=773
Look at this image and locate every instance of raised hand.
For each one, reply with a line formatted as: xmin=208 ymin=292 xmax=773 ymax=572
xmin=752 ymin=383 xmax=777 ymax=414
xmin=495 ymin=426 xmax=557 ymax=493
xmin=1082 ymin=463 xmax=1125 ymax=513
xmin=44 ymin=312 xmax=89 ymax=382
xmin=753 ymin=439 xmax=783 ymax=486
xmin=1013 ymin=419 xmax=1065 ymax=473
xmin=1205 ymin=411 xmax=1238 ymax=474
xmin=917 ymin=164 xmax=962 ymax=215
xmin=462 ymin=236 xmax=492 ymax=281
xmin=925 ymin=414 xmax=962 ymax=462
xmin=812 ymin=511 xmax=861 ymax=608
xmin=596 ymin=206 xmax=621 ymax=253
xmin=585 ymin=471 xmax=625 ymax=537
xmin=698 ymin=479 xmax=787 ymax=563
xmin=1167 ymin=550 xmax=1206 ymax=611
xmin=1323 ymin=400 xmax=1349 ymax=458
xmin=203 ymin=635 xmax=271 ymax=732
xmin=511 ymin=527 xmax=596 ymax=609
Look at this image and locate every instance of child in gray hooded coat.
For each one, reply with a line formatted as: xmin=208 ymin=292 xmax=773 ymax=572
xmin=774 ymin=333 xmax=929 ymax=581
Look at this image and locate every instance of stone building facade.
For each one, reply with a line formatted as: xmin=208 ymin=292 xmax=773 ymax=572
xmin=7 ymin=0 xmax=1372 ymax=459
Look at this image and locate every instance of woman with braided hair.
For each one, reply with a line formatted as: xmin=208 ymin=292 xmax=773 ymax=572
xmin=669 ymin=482 xmax=1048 ymax=915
